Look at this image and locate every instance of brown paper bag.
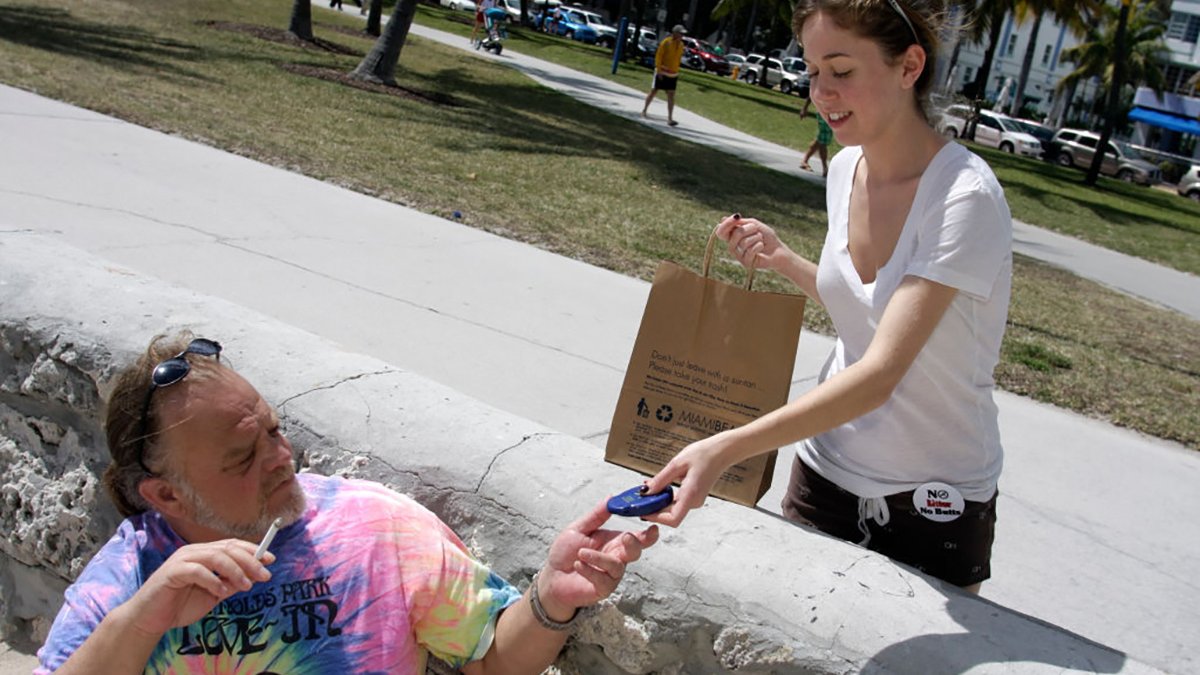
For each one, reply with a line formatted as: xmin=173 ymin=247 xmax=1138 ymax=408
xmin=605 ymin=231 xmax=806 ymax=506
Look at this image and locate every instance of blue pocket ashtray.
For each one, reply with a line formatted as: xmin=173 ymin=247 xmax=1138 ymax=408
xmin=606 ymin=485 xmax=674 ymax=517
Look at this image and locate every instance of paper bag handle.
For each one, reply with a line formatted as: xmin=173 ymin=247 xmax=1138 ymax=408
xmin=702 ymin=228 xmax=758 ymax=290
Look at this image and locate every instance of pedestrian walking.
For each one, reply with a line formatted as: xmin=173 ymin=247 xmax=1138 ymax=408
xmin=641 ymin=25 xmax=687 ymax=127
xmin=799 ymin=98 xmax=832 ymax=177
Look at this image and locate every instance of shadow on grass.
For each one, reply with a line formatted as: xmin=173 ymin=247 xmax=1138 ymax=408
xmin=0 ymin=5 xmax=213 ymax=81
xmin=982 ymin=148 xmax=1200 ymax=237
xmin=369 ymin=62 xmax=827 ymax=242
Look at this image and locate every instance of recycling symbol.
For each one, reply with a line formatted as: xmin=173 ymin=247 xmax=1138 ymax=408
xmin=655 ymin=405 xmax=673 ymax=423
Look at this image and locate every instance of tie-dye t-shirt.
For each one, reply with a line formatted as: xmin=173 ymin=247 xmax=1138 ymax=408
xmin=36 ymin=474 xmax=522 ymax=674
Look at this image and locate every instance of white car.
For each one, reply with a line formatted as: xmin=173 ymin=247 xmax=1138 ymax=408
xmin=440 ymin=0 xmax=476 ymax=11
xmin=497 ymin=0 xmax=521 ymax=21
xmin=1178 ymin=164 xmax=1200 ymax=202
xmin=938 ymin=105 xmax=1042 ymax=158
xmin=635 ymin=27 xmax=657 ymax=52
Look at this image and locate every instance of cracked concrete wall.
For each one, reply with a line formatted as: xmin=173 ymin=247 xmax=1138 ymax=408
xmin=0 ymin=234 xmax=1157 ymax=674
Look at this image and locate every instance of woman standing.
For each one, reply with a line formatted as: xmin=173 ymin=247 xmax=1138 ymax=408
xmin=644 ymin=0 xmax=1012 ymax=593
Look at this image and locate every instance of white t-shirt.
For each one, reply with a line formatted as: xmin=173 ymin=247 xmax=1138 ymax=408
xmin=798 ymin=142 xmax=1012 ymax=502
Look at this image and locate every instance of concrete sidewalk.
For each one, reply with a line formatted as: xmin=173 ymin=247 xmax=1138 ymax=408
xmin=1 ymin=28 xmax=1198 ymax=673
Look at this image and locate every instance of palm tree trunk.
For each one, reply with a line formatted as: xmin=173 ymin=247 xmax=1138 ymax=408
xmin=1050 ymin=77 xmax=1076 ymax=127
xmin=1009 ymin=11 xmax=1042 ymax=117
xmin=352 ymin=0 xmax=420 ymax=86
xmin=288 ymin=0 xmax=314 ymax=41
xmin=1086 ymin=0 xmax=1129 ymax=186
xmin=366 ymin=0 xmax=384 ymax=36
xmin=967 ymin=5 xmax=1004 ymax=101
xmin=965 ymin=10 xmax=1004 ymax=140
xmin=743 ymin=0 xmax=758 ymax=51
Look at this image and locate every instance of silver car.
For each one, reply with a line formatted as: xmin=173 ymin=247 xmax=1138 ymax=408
xmin=1050 ymin=129 xmax=1162 ymax=186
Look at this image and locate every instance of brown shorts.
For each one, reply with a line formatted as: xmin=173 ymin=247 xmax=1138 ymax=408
xmin=782 ymin=456 xmax=997 ymax=587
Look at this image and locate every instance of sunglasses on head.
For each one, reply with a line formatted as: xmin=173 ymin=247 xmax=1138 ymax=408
xmin=135 ymin=338 xmax=222 ymax=474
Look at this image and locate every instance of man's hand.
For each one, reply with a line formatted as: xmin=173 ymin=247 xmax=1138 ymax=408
xmin=123 ymin=540 xmax=274 ymax=640
xmin=536 ymin=500 xmax=659 ymax=621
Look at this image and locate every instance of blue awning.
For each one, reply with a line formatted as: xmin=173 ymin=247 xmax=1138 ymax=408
xmin=1128 ymin=107 xmax=1200 ymax=136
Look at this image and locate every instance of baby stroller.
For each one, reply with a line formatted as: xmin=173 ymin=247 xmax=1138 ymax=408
xmin=476 ymin=6 xmax=508 ymax=55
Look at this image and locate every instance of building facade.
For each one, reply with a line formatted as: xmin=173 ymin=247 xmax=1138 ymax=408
xmin=942 ymin=1 xmax=1199 ymax=159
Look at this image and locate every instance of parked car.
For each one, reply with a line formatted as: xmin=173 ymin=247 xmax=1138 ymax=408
xmin=439 ymin=0 xmax=476 ymax=11
xmin=1010 ymin=118 xmax=1056 ymax=158
xmin=680 ymin=37 xmax=731 ymax=75
xmin=1177 ymin=164 xmax=1200 ymax=201
xmin=725 ymin=53 xmax=747 ymax=70
xmin=626 ymin=28 xmax=659 ymax=67
xmin=524 ymin=0 xmax=561 ymax=25
xmin=740 ymin=54 xmax=806 ymax=95
xmin=635 ymin=27 xmax=658 ymax=52
xmin=1049 ymin=129 xmax=1162 ymax=185
xmin=937 ymin=105 xmax=1042 ymax=158
xmin=496 ymin=0 xmax=521 ymax=22
xmin=561 ymin=6 xmax=618 ymax=46
xmin=781 ymin=56 xmax=810 ymax=98
xmin=543 ymin=9 xmax=599 ymax=43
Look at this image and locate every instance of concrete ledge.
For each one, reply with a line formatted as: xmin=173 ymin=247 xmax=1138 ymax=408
xmin=0 ymin=234 xmax=1157 ymax=673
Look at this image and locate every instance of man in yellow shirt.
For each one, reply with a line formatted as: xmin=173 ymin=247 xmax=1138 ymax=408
xmin=641 ymin=24 xmax=686 ymax=127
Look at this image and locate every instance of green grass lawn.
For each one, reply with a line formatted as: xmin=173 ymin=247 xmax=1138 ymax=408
xmin=0 ymin=0 xmax=1196 ymax=449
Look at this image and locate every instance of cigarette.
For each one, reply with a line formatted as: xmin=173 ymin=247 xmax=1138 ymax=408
xmin=254 ymin=517 xmax=283 ymax=561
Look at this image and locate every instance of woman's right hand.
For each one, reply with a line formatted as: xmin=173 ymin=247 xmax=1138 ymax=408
xmin=714 ymin=215 xmax=793 ymax=274
xmin=640 ymin=434 xmax=730 ymax=528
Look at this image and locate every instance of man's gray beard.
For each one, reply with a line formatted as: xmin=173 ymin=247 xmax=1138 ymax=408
xmin=175 ymin=473 xmax=307 ymax=540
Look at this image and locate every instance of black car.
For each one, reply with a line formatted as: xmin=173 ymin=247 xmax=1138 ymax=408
xmin=1011 ymin=119 xmax=1056 ymax=160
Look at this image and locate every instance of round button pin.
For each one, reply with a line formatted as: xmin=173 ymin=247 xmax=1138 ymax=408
xmin=912 ymin=482 xmax=964 ymax=522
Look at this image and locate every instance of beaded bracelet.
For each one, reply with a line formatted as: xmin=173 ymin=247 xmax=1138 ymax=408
xmin=529 ymin=572 xmax=580 ymax=631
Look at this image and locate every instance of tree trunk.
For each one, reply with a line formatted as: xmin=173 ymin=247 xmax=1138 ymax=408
xmin=966 ymin=6 xmax=1005 ymax=139
xmin=288 ymin=0 xmax=313 ymax=41
xmin=631 ymin=0 xmax=646 ymax=61
xmin=947 ymin=32 xmax=963 ymax=90
xmin=967 ymin=6 xmax=1004 ymax=101
xmin=366 ymin=0 xmax=384 ymax=36
xmin=352 ymin=0 xmax=419 ymax=86
xmin=1085 ymin=0 xmax=1129 ymax=186
xmin=1050 ymin=77 xmax=1076 ymax=128
xmin=743 ymin=0 xmax=758 ymax=52
xmin=1009 ymin=11 xmax=1043 ymax=117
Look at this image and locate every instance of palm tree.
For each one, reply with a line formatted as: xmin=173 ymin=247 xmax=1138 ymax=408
xmin=351 ymin=0 xmax=421 ymax=85
xmin=366 ymin=0 xmax=384 ymax=37
xmin=1057 ymin=0 xmax=1169 ymax=98
xmin=712 ymin=0 xmax=790 ymax=52
xmin=1006 ymin=0 xmax=1099 ymax=118
xmin=1055 ymin=0 xmax=1169 ymax=123
xmin=288 ymin=0 xmax=314 ymax=41
xmin=960 ymin=0 xmax=1011 ymax=102
xmin=1055 ymin=0 xmax=1169 ymax=185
